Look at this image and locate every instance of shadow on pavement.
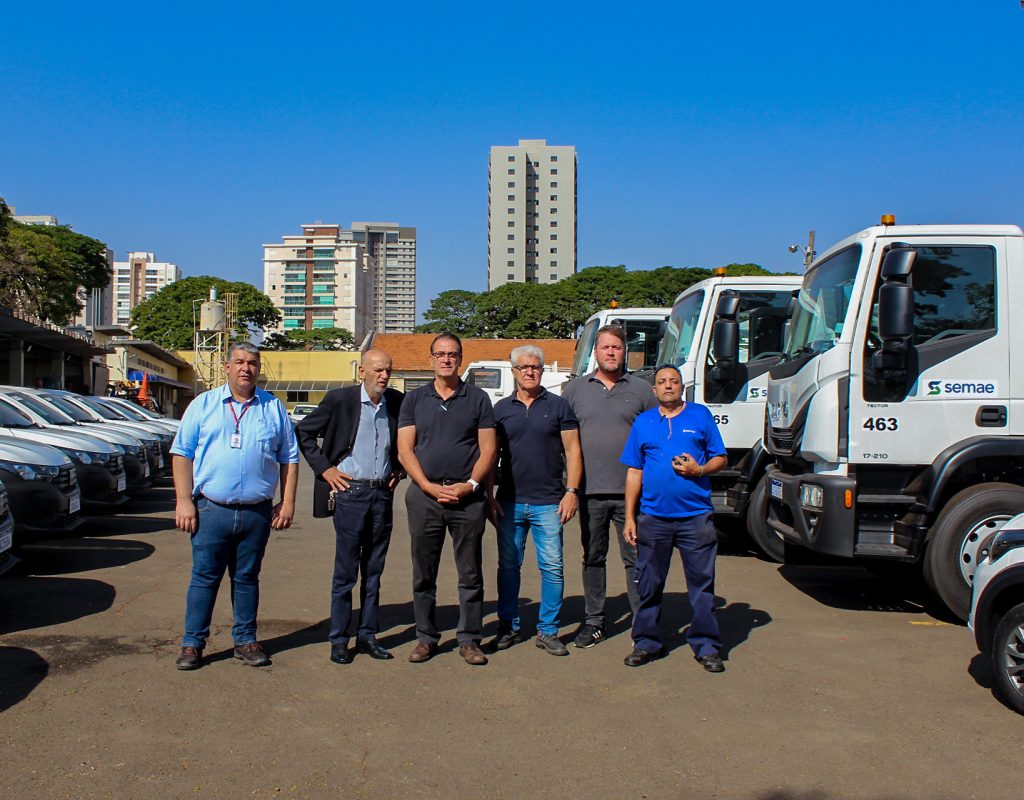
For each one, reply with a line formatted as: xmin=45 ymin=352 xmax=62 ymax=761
xmin=0 ymin=575 xmax=116 ymax=635
xmin=0 ymin=646 xmax=48 ymax=712
xmin=13 ymin=537 xmax=155 ymax=576
xmin=777 ymin=564 xmax=958 ymax=621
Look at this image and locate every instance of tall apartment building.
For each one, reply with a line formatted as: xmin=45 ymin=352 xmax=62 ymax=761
xmin=112 ymin=252 xmax=181 ymax=326
xmin=263 ymin=224 xmax=376 ymax=341
xmin=351 ymin=222 xmax=417 ymax=333
xmin=488 ymin=139 xmax=577 ymax=290
xmin=74 ymin=247 xmax=115 ymax=327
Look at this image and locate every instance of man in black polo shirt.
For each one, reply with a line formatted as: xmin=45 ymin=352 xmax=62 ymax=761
xmin=398 ymin=332 xmax=497 ymax=665
xmin=487 ymin=344 xmax=582 ymax=656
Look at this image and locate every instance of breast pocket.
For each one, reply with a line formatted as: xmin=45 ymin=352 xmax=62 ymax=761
xmin=255 ymin=417 xmax=281 ymax=453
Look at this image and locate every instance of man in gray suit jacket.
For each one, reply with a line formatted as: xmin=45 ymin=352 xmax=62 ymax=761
xmin=296 ymin=348 xmax=404 ymax=664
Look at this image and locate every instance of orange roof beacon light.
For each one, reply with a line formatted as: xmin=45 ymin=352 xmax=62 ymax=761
xmin=880 ymin=214 xmax=896 ymax=226
xmin=609 ymin=299 xmax=620 ymax=309
xmin=713 ymin=267 xmax=728 ymax=277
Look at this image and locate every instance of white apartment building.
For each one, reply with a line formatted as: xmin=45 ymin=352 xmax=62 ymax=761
xmin=488 ymin=139 xmax=577 ymax=290
xmin=263 ymin=224 xmax=375 ymax=341
xmin=351 ymin=222 xmax=417 ymax=333
xmin=112 ymin=252 xmax=181 ymax=326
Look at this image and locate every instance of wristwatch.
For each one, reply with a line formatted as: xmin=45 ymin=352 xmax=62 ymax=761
xmin=467 ymin=478 xmax=481 ymax=492
xmin=565 ymin=487 xmax=579 ymax=495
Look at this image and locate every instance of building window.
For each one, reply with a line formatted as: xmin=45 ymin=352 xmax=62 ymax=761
xmin=550 ymin=208 xmax=558 ymax=213
xmin=550 ymin=221 xmax=557 ymax=227
xmin=549 ymin=195 xmax=557 ymax=201
xmin=507 ymin=234 xmax=514 ymax=240
xmin=507 ymin=181 xmax=515 ymax=188
xmin=550 ymin=234 xmax=558 ymax=240
xmin=550 ymin=155 xmax=558 ymax=161
xmin=507 ymin=168 xmax=515 ymax=175
xmin=507 ymin=273 xmax=515 ymax=280
xmin=532 ymin=161 xmax=539 ymax=167
xmin=507 ymin=247 xmax=514 ymax=253
xmin=551 ymin=181 xmax=558 ymax=188
xmin=507 ymin=155 xmax=515 ymax=162
xmin=507 ymin=208 xmax=515 ymax=214
xmin=550 ymin=273 xmax=558 ymax=280
xmin=507 ymin=195 xmax=515 ymax=201
xmin=283 ymin=319 xmax=301 ymax=329
xmin=508 ymin=222 xmax=514 ymax=227
xmin=550 ymin=261 xmax=558 ymax=267
xmin=550 ymin=247 xmax=558 ymax=253
xmin=286 ymin=390 xmax=309 ymax=403
xmin=507 ymin=260 xmax=515 ymax=267
xmin=312 ymin=318 xmax=335 ymax=329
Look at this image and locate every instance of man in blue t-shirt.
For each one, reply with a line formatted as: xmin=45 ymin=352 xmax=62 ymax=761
xmin=620 ymin=364 xmax=728 ymax=671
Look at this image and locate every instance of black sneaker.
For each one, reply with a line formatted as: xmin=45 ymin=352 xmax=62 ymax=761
xmin=572 ymin=624 xmax=605 ymax=649
xmin=697 ymin=652 xmax=725 ymax=673
xmin=535 ymin=633 xmax=569 ymax=656
xmin=488 ymin=624 xmax=524 ymax=651
xmin=624 ymin=647 xmax=665 ymax=667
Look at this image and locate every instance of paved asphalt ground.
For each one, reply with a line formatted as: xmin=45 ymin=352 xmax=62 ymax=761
xmin=1 ymin=462 xmax=1020 ymax=799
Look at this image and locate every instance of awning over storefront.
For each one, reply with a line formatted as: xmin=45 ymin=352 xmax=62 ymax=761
xmin=126 ymin=370 xmax=193 ymax=389
xmin=0 ymin=310 xmax=112 ymax=357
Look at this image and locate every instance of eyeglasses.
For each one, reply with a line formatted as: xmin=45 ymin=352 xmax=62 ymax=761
xmin=512 ymin=364 xmax=544 ymax=373
xmin=431 ymin=351 xmax=462 ymax=360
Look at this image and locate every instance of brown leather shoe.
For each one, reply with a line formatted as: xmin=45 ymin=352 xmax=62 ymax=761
xmin=459 ymin=642 xmax=489 ymax=666
xmin=408 ymin=641 xmax=438 ymax=663
xmin=233 ymin=641 xmax=270 ymax=667
xmin=175 ymin=646 xmax=203 ymax=670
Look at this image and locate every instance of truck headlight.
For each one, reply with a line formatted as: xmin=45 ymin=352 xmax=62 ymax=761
xmin=990 ymin=528 xmax=1024 ymax=563
xmin=800 ymin=483 xmax=824 ymax=509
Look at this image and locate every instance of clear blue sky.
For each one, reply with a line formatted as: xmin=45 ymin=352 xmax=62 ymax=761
xmin=4 ymin=2 xmax=1023 ymax=320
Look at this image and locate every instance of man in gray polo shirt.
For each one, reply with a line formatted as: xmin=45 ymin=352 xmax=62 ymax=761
xmin=562 ymin=324 xmax=656 ymax=648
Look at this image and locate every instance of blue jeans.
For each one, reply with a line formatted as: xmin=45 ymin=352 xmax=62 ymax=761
xmin=182 ymin=497 xmax=273 ymax=649
xmin=631 ymin=511 xmax=721 ymax=658
xmin=497 ymin=502 xmax=564 ymax=636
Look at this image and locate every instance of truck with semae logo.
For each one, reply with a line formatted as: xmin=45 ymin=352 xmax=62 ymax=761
xmin=763 ymin=217 xmax=1024 ymax=619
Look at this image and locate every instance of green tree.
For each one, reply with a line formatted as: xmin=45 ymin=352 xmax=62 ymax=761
xmin=0 ymin=200 xmax=112 ymax=324
xmin=262 ymin=327 xmax=355 ymax=351
xmin=416 ymin=289 xmax=482 ymax=335
xmin=130 ymin=276 xmax=281 ymax=350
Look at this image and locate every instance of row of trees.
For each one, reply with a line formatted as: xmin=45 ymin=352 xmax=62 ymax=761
xmin=417 ymin=263 xmax=781 ymax=339
xmin=0 ymin=199 xmax=113 ymax=324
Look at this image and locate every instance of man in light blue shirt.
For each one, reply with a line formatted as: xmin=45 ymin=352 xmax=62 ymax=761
xmin=170 ymin=342 xmax=299 ymax=670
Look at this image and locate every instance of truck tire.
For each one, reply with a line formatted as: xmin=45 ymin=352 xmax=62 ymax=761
xmin=925 ymin=483 xmax=1024 ymax=621
xmin=747 ymin=475 xmax=784 ymax=563
xmin=991 ymin=601 xmax=1024 ymax=715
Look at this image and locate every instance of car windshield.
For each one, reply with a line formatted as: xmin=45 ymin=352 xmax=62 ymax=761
xmin=112 ymin=399 xmax=161 ymax=420
xmin=0 ymin=398 xmax=35 ymax=428
xmin=784 ymin=245 xmax=862 ymax=357
xmin=77 ymin=396 xmax=124 ymax=420
xmin=102 ymin=400 xmax=147 ymax=421
xmin=571 ymin=318 xmax=600 ymax=377
xmin=7 ymin=392 xmax=74 ymax=425
xmin=39 ymin=393 xmax=94 ymax=422
xmin=658 ymin=290 xmax=705 ymax=367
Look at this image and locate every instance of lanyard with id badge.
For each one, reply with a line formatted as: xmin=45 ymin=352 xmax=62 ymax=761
xmin=228 ymin=397 xmax=255 ymax=448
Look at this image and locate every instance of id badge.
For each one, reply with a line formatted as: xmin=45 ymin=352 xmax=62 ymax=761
xmin=230 ymin=433 xmax=241 ymax=449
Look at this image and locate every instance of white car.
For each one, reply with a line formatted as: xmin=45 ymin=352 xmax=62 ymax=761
xmin=968 ymin=512 xmax=1024 ymax=715
xmin=289 ymin=404 xmax=318 ymax=425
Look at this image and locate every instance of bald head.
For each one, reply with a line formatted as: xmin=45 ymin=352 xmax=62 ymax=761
xmin=360 ymin=348 xmax=393 ymax=401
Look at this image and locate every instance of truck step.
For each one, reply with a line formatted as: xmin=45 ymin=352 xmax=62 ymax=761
xmin=856 ymin=494 xmax=917 ymax=506
xmin=855 ymin=542 xmax=911 ymax=557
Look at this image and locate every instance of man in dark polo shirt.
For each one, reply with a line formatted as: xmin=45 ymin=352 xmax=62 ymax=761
xmin=561 ymin=324 xmax=656 ymax=648
xmin=397 ymin=332 xmax=497 ymax=666
xmin=487 ymin=344 xmax=582 ymax=657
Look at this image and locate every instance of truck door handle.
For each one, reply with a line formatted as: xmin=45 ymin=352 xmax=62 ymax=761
xmin=975 ymin=405 xmax=1007 ymax=427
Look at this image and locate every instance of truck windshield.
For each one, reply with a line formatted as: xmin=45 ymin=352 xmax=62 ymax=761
xmin=464 ymin=367 xmax=502 ymax=389
xmin=785 ymin=245 xmax=862 ymax=357
xmin=571 ymin=318 xmax=600 ymax=377
xmin=659 ymin=290 xmax=705 ymax=366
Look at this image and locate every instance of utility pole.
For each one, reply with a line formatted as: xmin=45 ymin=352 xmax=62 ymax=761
xmin=788 ymin=230 xmax=816 ymax=269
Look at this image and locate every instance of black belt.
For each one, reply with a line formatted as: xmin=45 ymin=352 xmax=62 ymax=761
xmin=347 ymin=479 xmax=389 ymax=489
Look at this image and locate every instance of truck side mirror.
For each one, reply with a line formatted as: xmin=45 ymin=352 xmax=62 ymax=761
xmin=710 ymin=319 xmax=739 ymax=383
xmin=715 ymin=293 xmax=741 ymax=320
xmin=782 ymin=289 xmax=799 ymax=351
xmin=871 ymin=245 xmax=915 ymax=379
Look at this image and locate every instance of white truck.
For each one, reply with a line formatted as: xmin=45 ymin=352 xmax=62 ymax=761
xmin=463 ymin=360 xmax=571 ymax=405
xmin=763 ymin=218 xmax=1023 ymax=619
xmin=651 ymin=274 xmax=803 ymax=560
xmin=569 ymin=307 xmax=671 ymax=379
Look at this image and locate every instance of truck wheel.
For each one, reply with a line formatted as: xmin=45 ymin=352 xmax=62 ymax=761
xmin=747 ymin=475 xmax=784 ymax=563
xmin=925 ymin=483 xmax=1024 ymax=621
xmin=991 ymin=601 xmax=1024 ymax=715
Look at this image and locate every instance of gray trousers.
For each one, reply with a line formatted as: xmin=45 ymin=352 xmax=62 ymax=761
xmin=579 ymin=494 xmax=639 ymax=627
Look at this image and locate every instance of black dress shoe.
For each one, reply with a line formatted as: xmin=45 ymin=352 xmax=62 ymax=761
xmin=356 ymin=637 xmax=394 ymax=660
xmin=624 ymin=647 xmax=664 ymax=667
xmin=330 ymin=644 xmax=353 ymax=664
xmin=697 ymin=652 xmax=725 ymax=673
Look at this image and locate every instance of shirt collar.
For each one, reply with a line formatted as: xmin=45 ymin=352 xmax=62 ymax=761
xmin=586 ymin=370 xmax=629 ymax=385
xmin=511 ymin=387 xmax=549 ymax=406
xmin=218 ymin=383 xmax=261 ymax=405
xmin=425 ymin=379 xmax=467 ymax=399
xmin=360 ymin=384 xmax=385 ymax=407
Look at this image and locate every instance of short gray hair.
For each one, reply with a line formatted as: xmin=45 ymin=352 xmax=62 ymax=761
xmin=510 ymin=344 xmax=544 ymax=366
xmin=226 ymin=342 xmax=261 ymax=362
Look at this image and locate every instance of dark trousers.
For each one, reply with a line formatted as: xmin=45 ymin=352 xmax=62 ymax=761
xmin=579 ymin=494 xmax=639 ymax=627
xmin=632 ymin=511 xmax=721 ymax=658
xmin=405 ymin=483 xmax=486 ymax=646
xmin=329 ymin=484 xmax=394 ymax=645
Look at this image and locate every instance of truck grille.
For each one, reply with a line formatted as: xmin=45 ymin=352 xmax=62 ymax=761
xmin=769 ymin=426 xmax=799 ymax=453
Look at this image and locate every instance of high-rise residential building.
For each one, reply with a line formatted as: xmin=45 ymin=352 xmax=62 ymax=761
xmin=351 ymin=222 xmax=417 ymax=333
xmin=488 ymin=139 xmax=577 ymax=290
xmin=112 ymin=252 xmax=181 ymax=326
xmin=73 ymin=247 xmax=115 ymax=327
xmin=263 ymin=224 xmax=376 ymax=341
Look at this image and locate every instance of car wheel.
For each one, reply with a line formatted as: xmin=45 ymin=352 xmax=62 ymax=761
xmin=991 ymin=601 xmax=1024 ymax=715
xmin=925 ymin=482 xmax=1024 ymax=621
xmin=747 ymin=475 xmax=784 ymax=563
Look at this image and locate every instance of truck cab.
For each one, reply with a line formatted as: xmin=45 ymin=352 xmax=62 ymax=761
xmin=463 ymin=360 xmax=570 ymax=405
xmin=654 ymin=275 xmax=802 ymax=559
xmin=569 ymin=307 xmax=670 ymax=379
xmin=764 ymin=220 xmax=1023 ymax=619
